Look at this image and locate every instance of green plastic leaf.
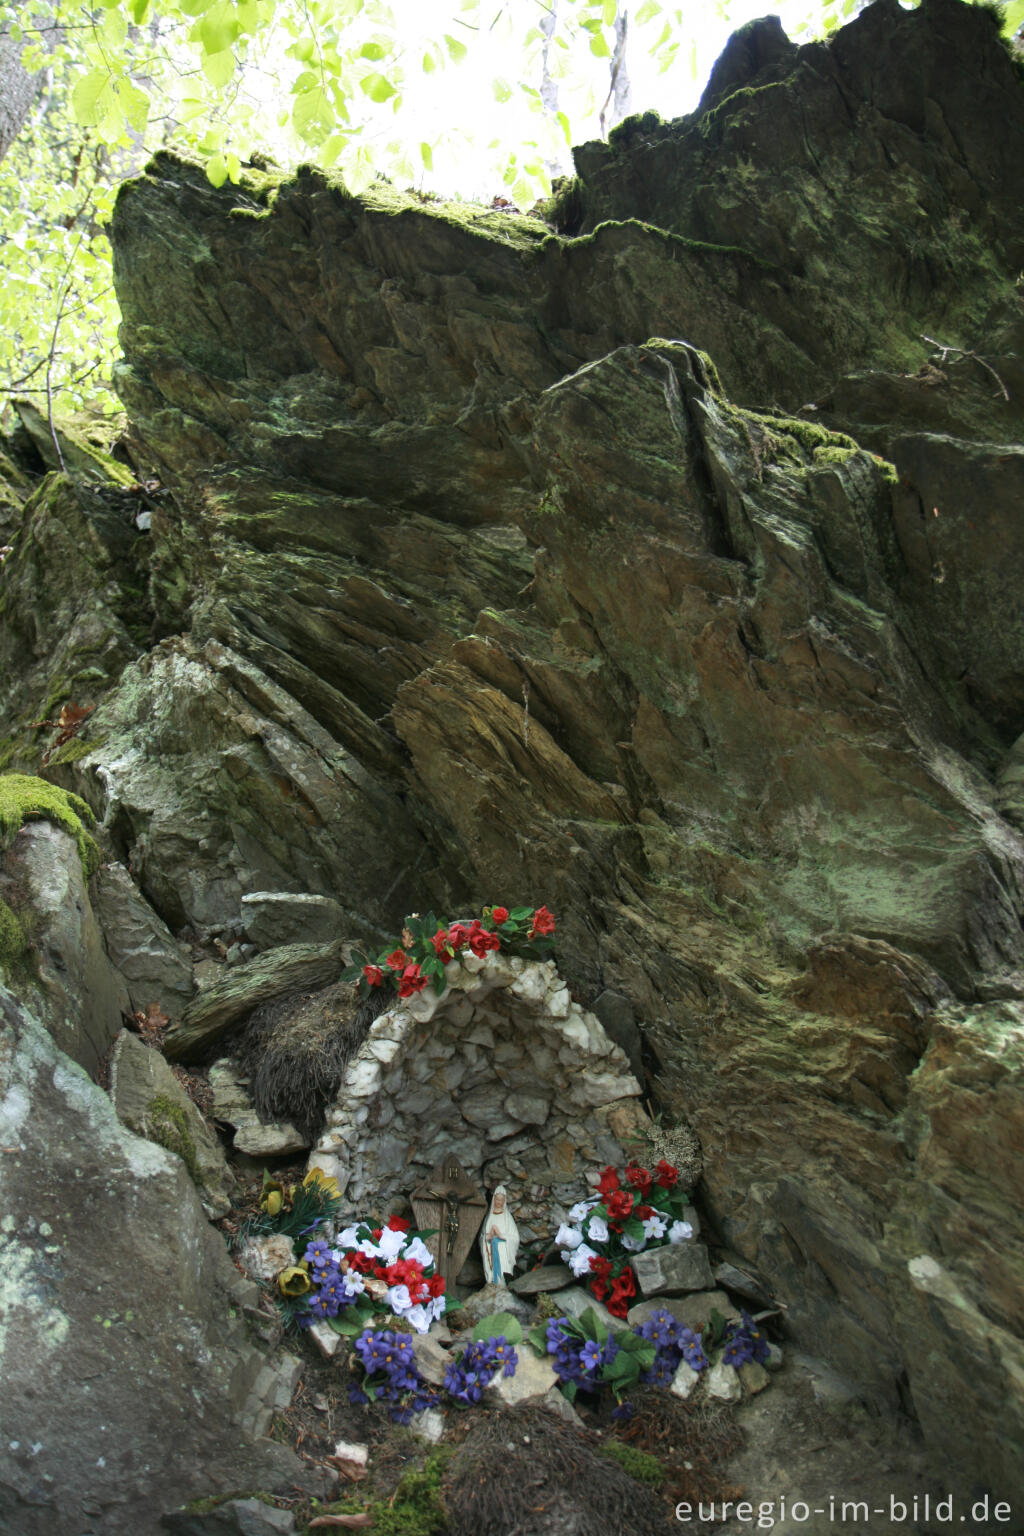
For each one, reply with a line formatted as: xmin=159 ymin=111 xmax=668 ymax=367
xmin=360 ymin=72 xmax=396 ymax=102
xmin=328 ymin=1310 xmax=371 ymax=1336
xmin=472 ymin=1312 xmax=524 ymax=1344
xmin=561 ymin=1378 xmax=578 ymax=1403
xmin=578 ymin=1307 xmax=610 ymax=1344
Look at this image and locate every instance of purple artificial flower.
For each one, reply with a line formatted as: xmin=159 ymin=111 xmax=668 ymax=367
xmin=303 ymin=1238 xmax=333 ymax=1267
xmin=580 ymin=1339 xmax=603 ymax=1374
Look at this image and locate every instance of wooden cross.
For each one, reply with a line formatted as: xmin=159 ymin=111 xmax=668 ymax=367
xmin=410 ymin=1153 xmax=487 ymax=1288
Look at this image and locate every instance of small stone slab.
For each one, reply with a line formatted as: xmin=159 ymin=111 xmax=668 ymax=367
xmin=459 ymin=1282 xmax=534 ymax=1327
xmin=308 ymin=1322 xmax=343 ymax=1359
xmin=410 ymin=1331 xmax=453 ymax=1387
xmin=706 ymin=1361 xmax=742 ymax=1403
xmin=164 ymin=941 xmax=344 ymax=1061
xmin=627 ymin=1289 xmax=740 ymax=1334
xmin=546 ymin=1286 xmax=617 ymax=1332
xmin=162 ymin=1498 xmax=296 ymax=1533
xmin=483 ymin=1346 xmax=558 ymax=1407
xmin=409 ymin=1408 xmax=446 ymax=1444
xmin=713 ymin=1261 xmax=773 ymax=1308
xmin=209 ymin=1061 xmax=307 ymax=1155
xmin=630 ymin=1241 xmax=715 ymax=1297
xmin=509 ymin=1264 xmax=571 ymax=1296
xmin=740 ymin=1361 xmax=770 ymax=1396
xmin=670 ymin=1362 xmax=701 ymax=1401
xmin=241 ymin=891 xmax=345 ymax=951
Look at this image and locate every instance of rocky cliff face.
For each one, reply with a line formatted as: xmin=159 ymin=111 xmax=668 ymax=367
xmin=3 ymin=0 xmax=1024 ymax=1506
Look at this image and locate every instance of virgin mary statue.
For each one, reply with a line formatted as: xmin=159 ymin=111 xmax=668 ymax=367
xmin=479 ymin=1185 xmax=520 ymax=1284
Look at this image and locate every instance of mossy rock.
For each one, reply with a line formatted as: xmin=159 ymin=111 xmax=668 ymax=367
xmin=0 ymin=898 xmax=28 ymax=972
xmin=0 ymin=774 xmax=100 ymax=877
xmin=144 ymin=1093 xmax=201 ymax=1184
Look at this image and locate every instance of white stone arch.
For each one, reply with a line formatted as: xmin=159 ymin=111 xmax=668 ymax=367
xmin=308 ymin=952 xmax=647 ymax=1234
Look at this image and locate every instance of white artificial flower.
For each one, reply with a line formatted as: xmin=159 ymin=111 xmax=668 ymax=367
xmin=386 ymin=1284 xmax=412 ymax=1314
xmin=668 ymin=1220 xmax=694 ymax=1245
xmin=430 ymin=1295 xmax=447 ymax=1323
xmin=555 ymin=1223 xmax=584 ymax=1251
xmin=377 ymin=1226 xmax=406 ymax=1261
xmin=403 ymin=1236 xmax=434 ymax=1268
xmin=585 ymin=1216 xmax=609 ymax=1244
xmin=568 ymin=1242 xmax=599 ymax=1278
xmin=404 ymin=1303 xmax=432 ymax=1334
xmin=336 ymin=1225 xmax=363 ymax=1249
xmin=341 ymin=1271 xmax=365 ymax=1299
xmin=620 ymin=1234 xmax=645 ymax=1253
xmin=569 ymin=1200 xmax=597 ymax=1223
xmin=355 ymin=1237 xmax=382 ymax=1259
xmin=642 ymin=1214 xmax=667 ymax=1241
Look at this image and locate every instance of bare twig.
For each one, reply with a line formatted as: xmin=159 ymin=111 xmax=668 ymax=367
xmin=921 ymin=332 xmax=1010 ymax=401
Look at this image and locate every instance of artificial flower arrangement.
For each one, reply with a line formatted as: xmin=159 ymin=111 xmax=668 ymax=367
xmin=531 ymin=1303 xmax=769 ymax=1406
xmin=350 ymin=1314 xmax=520 ymax=1423
xmin=342 ymin=903 xmax=557 ymax=1001
xmin=555 ymin=1160 xmax=695 ymax=1318
xmin=243 ymin=1170 xmax=451 ymax=1337
xmin=292 ymin=1216 xmax=449 ymax=1336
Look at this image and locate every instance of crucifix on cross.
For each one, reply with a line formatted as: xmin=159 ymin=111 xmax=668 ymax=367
xmin=411 ymin=1154 xmax=487 ymax=1287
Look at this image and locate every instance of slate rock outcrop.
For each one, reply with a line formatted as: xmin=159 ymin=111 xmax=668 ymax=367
xmin=1 ymin=0 xmax=1023 ymax=1504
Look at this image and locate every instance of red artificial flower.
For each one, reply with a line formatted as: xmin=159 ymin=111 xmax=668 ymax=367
xmin=596 ymin=1166 xmax=620 ymax=1197
xmin=607 ymin=1268 xmax=637 ymax=1318
xmin=385 ymin=948 xmax=407 ymax=971
xmin=345 ymin=1251 xmax=375 ymax=1274
xmin=635 ymin=1204 xmax=654 ymax=1221
xmin=430 ymin=928 xmax=453 ymax=963
xmin=386 ymin=1215 xmax=411 ymax=1232
xmin=425 ymin=1273 xmax=446 ymax=1299
xmin=529 ymin=904 xmax=556 ymax=937
xmin=589 ymin=1256 xmax=613 ymax=1278
xmin=398 ymin=963 xmax=429 ymax=998
xmin=491 ymin=906 xmax=509 ymax=925
xmin=371 ymin=1228 xmax=383 ymax=1241
xmin=654 ymin=1159 xmax=679 ymax=1190
xmin=590 ymin=1275 xmax=610 ymax=1301
xmin=606 ymin=1189 xmax=635 ymax=1221
xmin=447 ymin=922 xmax=471 ymax=951
xmin=363 ymin=964 xmax=385 ymax=987
xmin=625 ymin=1163 xmax=652 ymax=1196
xmin=469 ymin=926 xmax=501 ymax=958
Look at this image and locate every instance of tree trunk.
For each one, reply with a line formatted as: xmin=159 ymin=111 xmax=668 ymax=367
xmin=0 ymin=27 xmax=42 ymax=164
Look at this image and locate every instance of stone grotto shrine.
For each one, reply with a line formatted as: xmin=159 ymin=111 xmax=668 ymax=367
xmin=309 ymin=951 xmax=647 ymax=1231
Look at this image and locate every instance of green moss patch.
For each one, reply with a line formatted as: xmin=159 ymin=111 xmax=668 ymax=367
xmin=0 ymin=774 xmax=100 ymax=877
xmin=0 ymin=898 xmax=27 ymax=971
xmin=600 ymin=1440 xmax=666 ymax=1488
xmin=307 ymin=1451 xmax=449 ymax=1536
xmin=144 ymin=1094 xmax=200 ymax=1184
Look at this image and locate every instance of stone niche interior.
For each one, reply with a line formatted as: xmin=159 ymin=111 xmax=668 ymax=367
xmin=309 ymin=953 xmax=647 ymax=1239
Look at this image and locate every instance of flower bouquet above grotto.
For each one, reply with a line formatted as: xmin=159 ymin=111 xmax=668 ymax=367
xmin=342 ymin=903 xmax=557 ymax=1000
xmin=555 ymin=1160 xmax=694 ymax=1318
